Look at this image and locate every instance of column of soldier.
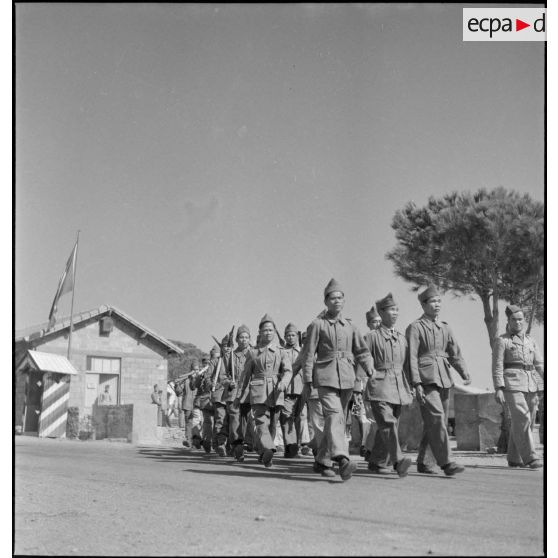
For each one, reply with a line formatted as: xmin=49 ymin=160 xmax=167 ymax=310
xmin=173 ymin=278 xmax=544 ymax=482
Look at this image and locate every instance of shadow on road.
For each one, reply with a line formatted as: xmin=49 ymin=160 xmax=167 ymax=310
xmin=135 ymin=446 xmax=462 ymax=483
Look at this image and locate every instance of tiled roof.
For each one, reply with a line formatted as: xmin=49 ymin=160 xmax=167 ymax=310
xmin=15 ymin=305 xmax=183 ymax=355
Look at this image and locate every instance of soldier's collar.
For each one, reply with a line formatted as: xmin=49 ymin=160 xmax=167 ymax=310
xmin=420 ymin=314 xmax=440 ymax=328
xmin=380 ymin=325 xmax=398 ymax=338
xmin=258 ymin=342 xmax=278 ymax=354
xmin=284 ymin=343 xmax=299 ymax=350
xmin=323 ymin=312 xmax=346 ymax=325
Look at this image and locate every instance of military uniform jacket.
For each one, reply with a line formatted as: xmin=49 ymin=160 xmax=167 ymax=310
xmin=363 ymin=326 xmax=412 ymax=405
xmin=204 ymin=357 xmax=235 ymax=405
xmin=238 ymin=343 xmax=293 ymax=407
xmin=406 ymin=315 xmax=468 ymax=389
xmin=193 ymin=367 xmax=213 ymax=410
xmin=282 ymin=345 xmax=303 ymax=396
xmin=230 ymin=347 xmax=251 ymax=402
xmin=301 ymin=313 xmax=373 ymax=390
xmin=180 ymin=376 xmax=197 ymax=411
xmin=492 ymin=332 xmax=544 ymax=392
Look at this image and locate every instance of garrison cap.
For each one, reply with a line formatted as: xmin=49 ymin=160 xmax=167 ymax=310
xmin=221 ymin=334 xmax=229 ymax=345
xmin=505 ymin=304 xmax=523 ymax=318
xmin=236 ymin=324 xmax=250 ymax=339
xmin=259 ymin=313 xmax=275 ymax=328
xmin=376 ymin=292 xmax=397 ymax=311
xmin=418 ymin=285 xmax=440 ymax=303
xmin=284 ymin=322 xmax=298 ymax=335
xmin=324 ymin=278 xmax=343 ymax=299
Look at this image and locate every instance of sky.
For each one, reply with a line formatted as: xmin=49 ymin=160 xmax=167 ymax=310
xmin=14 ymin=3 xmax=545 ymax=390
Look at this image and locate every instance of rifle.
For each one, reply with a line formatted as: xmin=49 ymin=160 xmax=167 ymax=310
xmin=211 ymin=356 xmax=222 ymax=392
xmin=274 ymin=325 xmax=286 ymax=348
xmin=228 ymin=326 xmax=236 ymax=383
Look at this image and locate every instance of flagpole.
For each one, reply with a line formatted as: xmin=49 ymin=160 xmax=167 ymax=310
xmin=67 ymin=231 xmax=80 ymax=360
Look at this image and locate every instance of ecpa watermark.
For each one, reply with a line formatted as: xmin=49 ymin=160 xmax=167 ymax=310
xmin=463 ymin=8 xmax=546 ymax=41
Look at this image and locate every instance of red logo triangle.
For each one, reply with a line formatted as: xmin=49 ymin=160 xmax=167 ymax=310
xmin=516 ymin=19 xmax=530 ymax=31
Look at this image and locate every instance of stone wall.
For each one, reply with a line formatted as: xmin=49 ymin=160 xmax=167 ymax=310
xmin=93 ymin=404 xmax=134 ymax=440
xmin=454 ymin=392 xmax=502 ymax=451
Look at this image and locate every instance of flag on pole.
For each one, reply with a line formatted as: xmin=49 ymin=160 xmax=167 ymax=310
xmin=47 ymin=241 xmax=78 ymax=331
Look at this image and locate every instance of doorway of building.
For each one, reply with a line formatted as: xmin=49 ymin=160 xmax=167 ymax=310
xmin=24 ymin=371 xmax=44 ymax=433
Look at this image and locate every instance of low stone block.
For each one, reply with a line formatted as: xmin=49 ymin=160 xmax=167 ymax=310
xmin=455 ymin=392 xmax=501 ymax=451
xmin=399 ymin=400 xmax=424 ymax=451
xmin=131 ymin=402 xmax=162 ymax=446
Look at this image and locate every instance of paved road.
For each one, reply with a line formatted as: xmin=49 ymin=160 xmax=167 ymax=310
xmin=15 ymin=437 xmax=544 ymax=556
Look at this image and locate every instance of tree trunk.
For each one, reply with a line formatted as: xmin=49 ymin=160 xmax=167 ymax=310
xmin=480 ymin=293 xmax=499 ymax=349
xmin=526 ymin=275 xmax=541 ymax=335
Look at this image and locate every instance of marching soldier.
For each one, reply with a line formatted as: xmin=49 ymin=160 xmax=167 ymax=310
xmin=301 ymin=278 xmax=374 ymax=481
xmin=235 ymin=314 xmax=292 ymax=468
xmin=406 ymin=286 xmax=471 ymax=476
xmin=177 ymin=360 xmax=200 ymax=448
xmin=205 ymin=335 xmax=234 ymax=457
xmin=364 ymin=293 xmax=413 ymax=477
xmin=492 ymin=305 xmax=543 ymax=469
xmin=194 ymin=346 xmax=219 ymax=453
xmin=227 ymin=324 xmax=253 ymax=462
xmin=357 ymin=305 xmax=383 ymax=458
xmin=279 ymin=323 xmax=303 ymax=458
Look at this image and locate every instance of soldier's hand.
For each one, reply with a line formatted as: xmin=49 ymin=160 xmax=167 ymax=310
xmin=462 ymin=373 xmax=472 ymax=386
xmin=415 ymin=384 xmax=426 ymax=405
xmin=229 ymin=381 xmax=236 ymax=389
xmin=495 ymin=389 xmax=506 ymax=406
xmin=277 ymin=380 xmax=288 ymax=392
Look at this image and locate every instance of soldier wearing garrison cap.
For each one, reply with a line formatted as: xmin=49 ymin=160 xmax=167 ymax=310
xmin=492 ymin=305 xmax=544 ymax=469
xmin=178 ymin=359 xmax=200 ymax=448
xmin=227 ymin=324 xmax=254 ymax=462
xmin=362 ymin=293 xmax=413 ymax=477
xmin=203 ymin=336 xmax=234 ymax=457
xmin=406 ymin=286 xmax=471 ymax=476
xmin=278 ymin=323 xmax=305 ymax=458
xmin=193 ymin=345 xmax=220 ymax=453
xmin=366 ymin=306 xmax=382 ymax=331
xmin=301 ymin=278 xmax=374 ymax=481
xmin=235 ymin=314 xmax=292 ymax=468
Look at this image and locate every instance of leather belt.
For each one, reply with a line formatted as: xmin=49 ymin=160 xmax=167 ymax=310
xmin=504 ymin=363 xmax=535 ymax=371
xmin=318 ymin=350 xmax=353 ymax=359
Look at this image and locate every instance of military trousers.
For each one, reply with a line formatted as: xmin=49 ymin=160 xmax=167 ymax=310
xmin=317 ymin=387 xmax=352 ymax=464
xmin=369 ymin=401 xmax=403 ymax=468
xmin=224 ymin=401 xmax=242 ymax=445
xmin=504 ymin=390 xmax=539 ymax=465
xmin=279 ymin=395 xmax=299 ymax=448
xmin=201 ymin=408 xmax=214 ymax=445
xmin=183 ymin=409 xmax=194 ymax=444
xmin=307 ymin=399 xmax=328 ymax=463
xmin=192 ymin=408 xmax=203 ymax=439
xmin=252 ymin=404 xmax=279 ymax=453
xmin=296 ymin=403 xmax=311 ymax=445
xmin=238 ymin=402 xmax=256 ymax=448
xmin=417 ymin=385 xmax=452 ymax=467
xmin=212 ymin=403 xmax=228 ymax=449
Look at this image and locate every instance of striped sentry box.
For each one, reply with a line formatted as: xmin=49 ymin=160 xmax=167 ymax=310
xmin=38 ymin=373 xmax=71 ymax=438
